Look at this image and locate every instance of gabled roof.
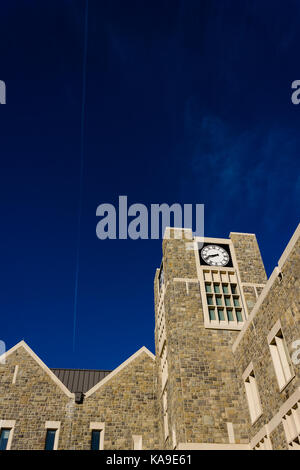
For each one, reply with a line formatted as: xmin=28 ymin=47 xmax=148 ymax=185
xmin=0 ymin=341 xmax=155 ymax=400
xmin=51 ymin=368 xmax=111 ymax=393
xmin=85 ymin=346 xmax=155 ymax=398
xmin=0 ymin=341 xmax=74 ymax=398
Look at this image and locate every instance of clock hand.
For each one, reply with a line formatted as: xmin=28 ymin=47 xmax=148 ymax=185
xmin=208 ymin=254 xmax=219 ymax=258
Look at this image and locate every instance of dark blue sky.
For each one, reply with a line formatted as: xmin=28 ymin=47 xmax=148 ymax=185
xmin=0 ymin=0 xmax=299 ymax=370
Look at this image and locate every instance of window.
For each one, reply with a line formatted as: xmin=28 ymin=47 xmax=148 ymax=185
xmin=282 ymin=402 xmax=300 ymax=450
xmin=201 ymin=269 xmax=245 ymax=329
xmin=243 ymin=364 xmax=262 ymax=424
xmin=218 ymin=308 xmax=225 ymax=321
xmin=208 ymin=308 xmax=216 ymax=320
xmin=44 ymin=421 xmax=60 ymax=450
xmin=0 ymin=420 xmax=15 ymax=450
xmin=45 ymin=430 xmax=56 ymax=450
xmin=90 ymin=423 xmax=105 ymax=450
xmin=268 ymin=322 xmax=294 ymax=391
xmin=0 ymin=429 xmax=11 ymax=450
xmin=205 ymin=283 xmax=212 ymax=293
xmin=91 ymin=430 xmax=101 ymax=450
xmin=214 ymin=284 xmax=220 ymax=294
xmin=222 ymin=284 xmax=229 ymax=294
xmin=227 ymin=309 xmax=234 ymax=321
xmin=236 ymin=309 xmax=243 ymax=322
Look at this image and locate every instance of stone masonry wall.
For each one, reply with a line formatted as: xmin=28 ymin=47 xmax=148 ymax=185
xmin=154 ymin=229 xmax=250 ymax=449
xmin=0 ymin=347 xmax=160 ymax=450
xmin=233 ymin=234 xmax=300 ymax=449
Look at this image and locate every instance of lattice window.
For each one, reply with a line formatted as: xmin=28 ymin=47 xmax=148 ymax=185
xmin=201 ymin=269 xmax=245 ymax=329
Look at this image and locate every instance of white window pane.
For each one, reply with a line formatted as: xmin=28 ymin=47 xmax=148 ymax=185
xmin=245 ymin=380 xmax=256 ymax=422
xmin=249 ymin=375 xmax=262 ymax=418
xmin=270 ymin=344 xmax=286 ymax=389
xmin=275 ymin=336 xmax=293 ymax=383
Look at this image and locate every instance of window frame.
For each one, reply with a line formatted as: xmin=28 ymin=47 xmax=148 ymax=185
xmin=267 ymin=321 xmax=295 ymax=392
xmin=242 ymin=363 xmax=263 ymax=425
xmin=44 ymin=421 xmax=60 ymax=450
xmin=0 ymin=420 xmax=15 ymax=450
xmin=89 ymin=422 xmax=105 ymax=450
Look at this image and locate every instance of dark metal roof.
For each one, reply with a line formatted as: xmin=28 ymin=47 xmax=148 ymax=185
xmin=51 ymin=368 xmax=112 ymax=394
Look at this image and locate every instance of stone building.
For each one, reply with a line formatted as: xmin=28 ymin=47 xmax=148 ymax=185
xmin=0 ymin=223 xmax=299 ymax=450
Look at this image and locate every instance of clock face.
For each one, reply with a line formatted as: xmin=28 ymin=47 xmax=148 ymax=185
xmin=201 ymin=244 xmax=230 ymax=267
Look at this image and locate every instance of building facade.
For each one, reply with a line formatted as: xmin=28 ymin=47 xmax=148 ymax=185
xmin=0 ymin=224 xmax=299 ymax=450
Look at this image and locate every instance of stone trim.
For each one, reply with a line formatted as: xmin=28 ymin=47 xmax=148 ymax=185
xmin=241 ymin=282 xmax=266 ymax=288
xmin=194 ymin=236 xmax=231 ymax=244
xmin=177 ymin=442 xmax=250 ymax=450
xmin=12 ymin=365 xmax=18 ymax=384
xmin=85 ymin=347 xmax=155 ymax=398
xmin=229 ymin=232 xmax=256 ymax=236
xmin=90 ymin=422 xmax=105 ymax=450
xmin=132 ymin=435 xmax=142 ymax=450
xmin=45 ymin=421 xmax=60 ymax=450
xmin=163 ymin=227 xmax=193 ymax=240
xmin=0 ymin=341 xmax=74 ymax=398
xmin=226 ymin=423 xmax=235 ymax=444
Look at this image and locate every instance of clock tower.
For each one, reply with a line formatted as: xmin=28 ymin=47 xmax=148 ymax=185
xmin=154 ymin=228 xmax=267 ymax=449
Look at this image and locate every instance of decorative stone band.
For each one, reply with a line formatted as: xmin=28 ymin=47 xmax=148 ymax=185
xmin=177 ymin=443 xmax=250 ymax=450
